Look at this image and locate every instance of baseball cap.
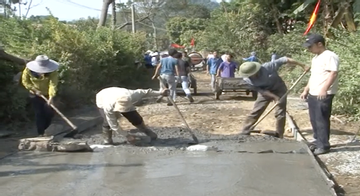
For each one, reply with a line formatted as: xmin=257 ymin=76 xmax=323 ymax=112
xmin=303 ymin=33 xmax=325 ymax=47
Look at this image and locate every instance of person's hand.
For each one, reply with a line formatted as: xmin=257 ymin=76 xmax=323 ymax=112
xmin=304 ymin=66 xmax=310 ymax=72
xmin=317 ymin=88 xmax=327 ymax=100
xmin=32 ymin=89 xmax=42 ymax=96
xmin=262 ymin=90 xmax=279 ymax=102
xmin=151 ymin=75 xmax=157 ymax=80
xmin=300 ymin=91 xmax=308 ymax=100
xmin=47 ymin=97 xmax=54 ymax=105
xmin=216 ymin=74 xmax=220 ymax=77
xmin=206 ymin=71 xmax=210 ymax=75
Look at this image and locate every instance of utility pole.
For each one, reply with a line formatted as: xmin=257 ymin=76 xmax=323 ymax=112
xmin=131 ymin=3 xmax=136 ymax=33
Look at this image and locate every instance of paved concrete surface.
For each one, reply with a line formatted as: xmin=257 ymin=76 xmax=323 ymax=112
xmin=0 ymin=139 xmax=333 ymax=196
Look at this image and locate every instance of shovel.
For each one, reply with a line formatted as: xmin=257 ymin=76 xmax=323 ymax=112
xmin=249 ymin=68 xmax=310 ymax=132
xmin=39 ymin=94 xmax=79 ymax=138
xmin=158 ymin=77 xmax=199 ymax=144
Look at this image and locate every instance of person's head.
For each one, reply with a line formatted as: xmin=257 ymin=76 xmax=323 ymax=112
xmin=303 ymin=33 xmax=326 ymax=55
xmin=213 ymin=51 xmax=218 ymax=57
xmin=250 ymin=51 xmax=256 ymax=56
xmin=226 ymin=54 xmax=233 ymax=62
xmin=174 ymin=52 xmax=182 ymax=59
xmin=27 ymin=55 xmax=59 ymax=75
xmin=238 ymin=61 xmax=261 ymax=78
xmin=272 ymin=51 xmax=276 ymax=54
xmin=168 ymin=48 xmax=178 ymax=57
xmin=182 ymin=51 xmax=188 ymax=57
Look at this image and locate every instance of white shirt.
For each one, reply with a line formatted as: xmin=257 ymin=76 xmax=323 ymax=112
xmin=96 ymin=87 xmax=160 ymax=131
xmin=308 ymin=50 xmax=340 ymax=96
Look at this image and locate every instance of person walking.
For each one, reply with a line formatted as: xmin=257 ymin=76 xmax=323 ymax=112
xmin=238 ymin=57 xmax=307 ymax=138
xmin=207 ymin=51 xmax=223 ymax=92
xmin=174 ymin=52 xmax=194 ymax=103
xmin=21 ymin=55 xmax=59 ymax=137
xmin=300 ymin=33 xmax=340 ymax=155
xmin=152 ymin=48 xmax=179 ymax=106
xmin=96 ymin=87 xmax=169 ymax=145
xmin=216 ymin=54 xmax=237 ymax=78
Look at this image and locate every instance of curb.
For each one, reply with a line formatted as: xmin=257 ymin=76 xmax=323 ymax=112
xmin=286 ymin=112 xmax=338 ymax=196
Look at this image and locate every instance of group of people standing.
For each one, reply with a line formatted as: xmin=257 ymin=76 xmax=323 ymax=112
xmin=20 ymin=33 xmax=339 ymax=154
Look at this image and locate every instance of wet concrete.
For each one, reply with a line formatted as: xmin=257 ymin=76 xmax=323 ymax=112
xmin=0 ymin=126 xmax=333 ymax=196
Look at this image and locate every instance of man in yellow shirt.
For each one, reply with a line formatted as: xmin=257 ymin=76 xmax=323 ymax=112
xmin=21 ymin=55 xmax=59 ymax=137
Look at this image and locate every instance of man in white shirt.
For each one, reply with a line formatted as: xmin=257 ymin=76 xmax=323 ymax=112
xmin=300 ymin=33 xmax=340 ymax=155
xmin=96 ymin=87 xmax=169 ymax=145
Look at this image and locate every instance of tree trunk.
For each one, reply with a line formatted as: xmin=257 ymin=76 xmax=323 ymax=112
xmin=98 ymin=0 xmax=114 ymax=28
xmin=112 ymin=0 xmax=116 ymax=29
xmin=0 ymin=49 xmax=29 ymax=65
xmin=271 ymin=4 xmax=283 ymax=34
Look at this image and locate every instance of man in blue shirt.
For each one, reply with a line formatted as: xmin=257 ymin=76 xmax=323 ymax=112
xmin=207 ymin=51 xmax=223 ymax=92
xmin=238 ymin=57 xmax=307 ymax=138
xmin=243 ymin=51 xmax=259 ymax=62
xmin=152 ymin=48 xmax=179 ymax=106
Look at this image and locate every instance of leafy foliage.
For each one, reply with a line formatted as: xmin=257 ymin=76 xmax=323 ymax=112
xmin=0 ymin=16 xmax=151 ymax=124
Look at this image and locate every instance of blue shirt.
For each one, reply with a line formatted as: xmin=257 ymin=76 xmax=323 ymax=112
xmin=243 ymin=57 xmax=288 ymax=93
xmin=160 ymin=57 xmax=178 ymax=75
xmin=207 ymin=57 xmax=223 ymax=75
xmin=144 ymin=54 xmax=151 ymax=65
xmin=243 ymin=55 xmax=258 ymax=62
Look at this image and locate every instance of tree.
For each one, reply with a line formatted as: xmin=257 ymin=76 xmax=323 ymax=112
xmin=98 ymin=0 xmax=114 ymax=27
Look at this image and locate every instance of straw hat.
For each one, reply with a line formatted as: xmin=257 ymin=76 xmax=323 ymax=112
xmin=26 ymin=55 xmax=59 ymax=73
xmin=238 ymin=62 xmax=262 ymax=77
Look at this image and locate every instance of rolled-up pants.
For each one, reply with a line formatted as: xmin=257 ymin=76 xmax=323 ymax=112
xmin=241 ymin=87 xmax=287 ymax=137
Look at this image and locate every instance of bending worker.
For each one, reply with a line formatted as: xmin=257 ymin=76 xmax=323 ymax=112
xmin=238 ymin=57 xmax=307 ymax=138
xmin=96 ymin=87 xmax=169 ymax=145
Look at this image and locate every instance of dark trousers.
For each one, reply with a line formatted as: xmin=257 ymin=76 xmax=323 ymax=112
xmin=98 ymin=108 xmax=144 ymax=130
xmin=308 ymin=94 xmax=334 ymax=149
xmin=30 ymin=95 xmax=54 ymax=135
xmin=241 ymin=88 xmax=287 ymax=136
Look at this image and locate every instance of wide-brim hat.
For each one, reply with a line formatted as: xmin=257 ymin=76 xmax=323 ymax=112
xmin=238 ymin=62 xmax=262 ymax=77
xmin=26 ymin=55 xmax=59 ymax=73
xmin=145 ymin=50 xmax=152 ymax=54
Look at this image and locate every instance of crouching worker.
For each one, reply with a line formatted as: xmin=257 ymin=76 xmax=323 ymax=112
xmin=238 ymin=57 xmax=307 ymax=138
xmin=96 ymin=87 xmax=169 ymax=145
xmin=21 ymin=55 xmax=59 ymax=137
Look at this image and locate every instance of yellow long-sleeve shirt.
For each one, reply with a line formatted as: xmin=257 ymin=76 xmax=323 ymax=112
xmin=21 ymin=67 xmax=59 ymax=97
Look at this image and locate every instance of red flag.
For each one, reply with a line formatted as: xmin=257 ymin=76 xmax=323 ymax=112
xmin=171 ymin=43 xmax=185 ymax=48
xmin=304 ymin=0 xmax=321 ymax=35
xmin=190 ymin=38 xmax=195 ymax=46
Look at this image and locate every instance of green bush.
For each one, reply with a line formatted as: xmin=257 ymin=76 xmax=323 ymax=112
xmin=0 ymin=16 xmax=153 ymax=124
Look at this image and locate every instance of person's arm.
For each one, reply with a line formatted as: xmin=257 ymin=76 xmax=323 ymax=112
xmin=175 ymin=64 xmax=179 ymax=76
xmin=217 ymin=63 xmax=224 ymax=77
xmin=243 ymin=78 xmax=279 ymax=101
xmin=321 ymin=55 xmax=339 ymax=92
xmin=206 ymin=58 xmax=212 ymax=73
xmin=152 ymin=62 xmax=162 ymax=79
xmin=21 ymin=68 xmax=40 ymax=94
xmin=48 ymin=71 xmax=59 ymax=103
xmin=286 ymin=57 xmax=307 ymax=70
xmin=243 ymin=57 xmax=250 ymax=61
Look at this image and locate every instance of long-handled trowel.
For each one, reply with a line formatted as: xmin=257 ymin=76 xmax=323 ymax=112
xmin=158 ymin=77 xmax=199 ymax=144
xmin=39 ymin=95 xmax=79 ymax=138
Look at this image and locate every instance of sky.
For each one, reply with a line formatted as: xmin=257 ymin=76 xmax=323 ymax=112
xmin=15 ymin=0 xmax=227 ymax=21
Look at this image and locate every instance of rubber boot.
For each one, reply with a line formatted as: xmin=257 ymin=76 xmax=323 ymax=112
xmin=135 ymin=122 xmax=157 ymax=140
xmin=102 ymin=127 xmax=113 ymax=145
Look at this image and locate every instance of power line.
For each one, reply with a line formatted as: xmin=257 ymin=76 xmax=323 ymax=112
xmin=55 ymin=0 xmax=102 ymax=11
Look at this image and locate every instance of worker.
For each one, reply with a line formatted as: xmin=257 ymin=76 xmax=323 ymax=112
xmin=207 ymin=51 xmax=223 ymax=92
xmin=238 ymin=57 xmax=307 ymax=138
xmin=243 ymin=51 xmax=259 ymax=62
xmin=96 ymin=87 xmax=169 ymax=145
xmin=174 ymin=52 xmax=194 ymax=103
xmin=217 ymin=54 xmax=237 ymax=78
xmin=21 ymin=55 xmax=59 ymax=137
xmin=300 ymin=33 xmax=340 ymax=155
xmin=152 ymin=48 xmax=179 ymax=106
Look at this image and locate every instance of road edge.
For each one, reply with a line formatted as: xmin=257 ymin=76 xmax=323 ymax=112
xmin=286 ymin=112 xmax=339 ymax=196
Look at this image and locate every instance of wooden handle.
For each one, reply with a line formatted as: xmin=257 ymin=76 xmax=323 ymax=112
xmin=39 ymin=95 xmax=77 ymax=130
xmin=251 ymin=69 xmax=309 ymax=129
